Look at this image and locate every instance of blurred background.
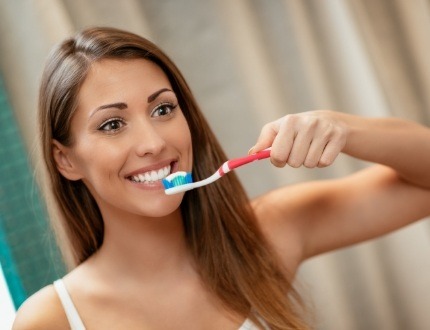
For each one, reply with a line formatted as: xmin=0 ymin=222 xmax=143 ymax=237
xmin=1 ymin=0 xmax=430 ymax=329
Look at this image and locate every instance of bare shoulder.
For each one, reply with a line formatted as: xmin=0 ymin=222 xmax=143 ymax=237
xmin=12 ymin=283 xmax=68 ymax=330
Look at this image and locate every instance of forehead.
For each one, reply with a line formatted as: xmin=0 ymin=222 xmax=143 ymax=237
xmin=77 ymin=58 xmax=172 ymax=108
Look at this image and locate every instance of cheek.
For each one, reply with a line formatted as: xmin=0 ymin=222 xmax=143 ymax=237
xmin=166 ymin=114 xmax=193 ymax=159
xmin=179 ymin=121 xmax=193 ymax=165
xmin=180 ymin=125 xmax=192 ymax=150
xmin=72 ymin=138 xmax=127 ymax=180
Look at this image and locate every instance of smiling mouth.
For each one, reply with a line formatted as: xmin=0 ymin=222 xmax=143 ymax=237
xmin=127 ymin=163 xmax=174 ymax=184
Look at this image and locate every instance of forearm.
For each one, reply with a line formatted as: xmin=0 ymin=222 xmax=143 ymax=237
xmin=251 ymin=109 xmax=430 ymax=188
xmin=341 ymin=113 xmax=430 ymax=188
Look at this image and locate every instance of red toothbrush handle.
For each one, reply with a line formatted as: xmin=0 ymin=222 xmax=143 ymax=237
xmin=227 ymin=148 xmax=271 ymax=170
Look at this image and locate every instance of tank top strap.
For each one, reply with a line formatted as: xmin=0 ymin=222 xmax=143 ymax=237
xmin=53 ymin=279 xmax=86 ymax=330
xmin=238 ymin=315 xmax=271 ymax=329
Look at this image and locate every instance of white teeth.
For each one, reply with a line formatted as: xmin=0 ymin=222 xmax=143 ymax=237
xmin=145 ymin=172 xmax=151 ymax=181
xmin=129 ymin=165 xmax=171 ymax=183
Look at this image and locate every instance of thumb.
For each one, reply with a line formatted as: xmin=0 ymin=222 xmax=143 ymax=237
xmin=248 ymin=123 xmax=278 ymax=154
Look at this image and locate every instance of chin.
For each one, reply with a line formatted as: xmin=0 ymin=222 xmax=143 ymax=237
xmin=135 ymin=193 xmax=184 ymax=218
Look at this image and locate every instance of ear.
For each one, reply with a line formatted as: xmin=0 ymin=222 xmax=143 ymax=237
xmin=52 ymin=140 xmax=83 ymax=181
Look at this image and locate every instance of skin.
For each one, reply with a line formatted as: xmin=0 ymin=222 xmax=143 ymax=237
xmin=13 ymin=59 xmax=430 ymax=329
xmin=251 ymin=112 xmax=430 ymax=270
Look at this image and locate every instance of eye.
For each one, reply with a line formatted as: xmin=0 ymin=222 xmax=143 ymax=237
xmin=151 ymin=103 xmax=178 ymax=118
xmin=98 ymin=118 xmax=125 ymax=132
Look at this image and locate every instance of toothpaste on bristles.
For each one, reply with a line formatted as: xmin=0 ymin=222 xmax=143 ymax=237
xmin=162 ymin=171 xmax=193 ymax=190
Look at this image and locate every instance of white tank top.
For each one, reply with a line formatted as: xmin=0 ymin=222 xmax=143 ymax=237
xmin=53 ymin=279 xmax=268 ymax=330
xmin=53 ymin=280 xmax=85 ymax=330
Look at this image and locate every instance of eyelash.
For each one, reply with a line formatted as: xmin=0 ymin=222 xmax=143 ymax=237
xmin=151 ymin=102 xmax=178 ymax=118
xmin=97 ymin=102 xmax=178 ymax=133
xmin=97 ymin=117 xmax=125 ymax=132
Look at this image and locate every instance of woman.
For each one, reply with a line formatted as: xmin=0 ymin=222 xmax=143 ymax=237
xmin=13 ymin=27 xmax=430 ymax=330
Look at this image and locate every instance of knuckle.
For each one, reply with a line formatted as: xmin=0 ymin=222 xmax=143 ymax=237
xmin=281 ymin=114 xmax=298 ymax=128
xmin=271 ymin=158 xmax=286 ymax=168
xmin=322 ymin=128 xmax=335 ymax=141
xmin=262 ymin=123 xmax=273 ymax=132
xmin=305 ymin=116 xmax=319 ymax=130
xmin=271 ymin=156 xmax=286 ymax=166
xmin=270 ymin=151 xmax=287 ymax=167
xmin=318 ymin=157 xmax=332 ymax=167
xmin=287 ymin=158 xmax=301 ymax=168
xmin=304 ymin=158 xmax=317 ymax=168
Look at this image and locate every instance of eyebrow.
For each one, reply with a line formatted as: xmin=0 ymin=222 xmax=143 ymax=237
xmin=90 ymin=102 xmax=128 ymax=117
xmin=89 ymin=88 xmax=173 ymax=117
xmin=147 ymin=88 xmax=172 ymax=103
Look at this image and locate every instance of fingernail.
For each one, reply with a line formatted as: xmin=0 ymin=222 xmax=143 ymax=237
xmin=248 ymin=146 xmax=255 ymax=155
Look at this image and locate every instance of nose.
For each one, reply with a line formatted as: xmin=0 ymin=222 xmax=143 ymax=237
xmin=133 ymin=121 xmax=167 ymax=157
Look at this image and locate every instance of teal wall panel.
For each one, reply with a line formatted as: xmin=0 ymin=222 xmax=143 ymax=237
xmin=0 ymin=76 xmax=65 ymax=309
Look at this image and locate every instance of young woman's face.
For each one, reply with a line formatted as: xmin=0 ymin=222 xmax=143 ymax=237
xmin=62 ymin=58 xmax=192 ymax=219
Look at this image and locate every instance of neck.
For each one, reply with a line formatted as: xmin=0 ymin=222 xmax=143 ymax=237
xmin=91 ymin=207 xmax=193 ymax=282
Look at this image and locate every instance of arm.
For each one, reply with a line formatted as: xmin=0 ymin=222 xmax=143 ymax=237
xmin=340 ymin=113 xmax=430 ymax=188
xmin=250 ymin=110 xmax=430 ymax=262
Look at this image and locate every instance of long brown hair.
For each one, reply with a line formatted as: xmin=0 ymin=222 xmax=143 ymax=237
xmin=38 ymin=27 xmax=309 ymax=329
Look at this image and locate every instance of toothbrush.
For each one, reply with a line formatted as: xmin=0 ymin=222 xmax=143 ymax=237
xmin=162 ymin=148 xmax=271 ymax=195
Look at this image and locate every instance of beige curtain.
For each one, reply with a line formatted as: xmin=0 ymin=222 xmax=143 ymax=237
xmin=1 ymin=0 xmax=429 ymax=329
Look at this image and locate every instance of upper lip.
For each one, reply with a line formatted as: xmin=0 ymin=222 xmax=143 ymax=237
xmin=124 ymin=159 xmax=176 ymax=178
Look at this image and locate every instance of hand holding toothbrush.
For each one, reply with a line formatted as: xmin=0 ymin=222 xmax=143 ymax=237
xmin=249 ymin=110 xmax=348 ymax=169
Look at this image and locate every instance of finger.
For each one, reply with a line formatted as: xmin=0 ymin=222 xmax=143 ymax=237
xmin=287 ymin=130 xmax=314 ymax=168
xmin=303 ymin=137 xmax=327 ymax=168
xmin=317 ymin=139 xmax=344 ymax=167
xmin=270 ymin=120 xmax=296 ymax=167
xmin=249 ymin=122 xmax=279 ymax=154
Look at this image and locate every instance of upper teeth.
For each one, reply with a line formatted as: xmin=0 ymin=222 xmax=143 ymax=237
xmin=130 ymin=165 xmax=171 ymax=183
